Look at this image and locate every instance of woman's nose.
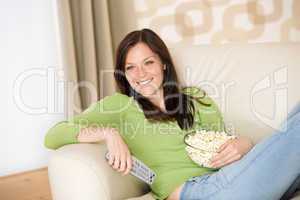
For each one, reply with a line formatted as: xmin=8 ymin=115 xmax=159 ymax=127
xmin=137 ymin=66 xmax=147 ymax=77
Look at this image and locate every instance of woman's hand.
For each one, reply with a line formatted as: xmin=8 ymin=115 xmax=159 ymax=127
xmin=104 ymin=128 xmax=132 ymax=176
xmin=209 ymin=136 xmax=254 ymax=168
xmin=77 ymin=127 xmax=132 ymax=175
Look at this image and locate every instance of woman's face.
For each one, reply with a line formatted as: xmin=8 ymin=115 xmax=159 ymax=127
xmin=124 ymin=42 xmax=164 ymax=97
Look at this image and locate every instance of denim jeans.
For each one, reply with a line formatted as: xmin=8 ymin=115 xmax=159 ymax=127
xmin=180 ymin=104 xmax=300 ymax=200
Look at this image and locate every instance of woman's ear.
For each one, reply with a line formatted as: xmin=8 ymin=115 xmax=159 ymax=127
xmin=163 ymin=64 xmax=166 ymax=70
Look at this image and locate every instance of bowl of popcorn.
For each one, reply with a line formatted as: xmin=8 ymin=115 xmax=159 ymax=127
xmin=184 ymin=130 xmax=236 ymax=168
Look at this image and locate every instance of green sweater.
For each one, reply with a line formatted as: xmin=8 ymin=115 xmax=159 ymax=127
xmin=45 ymin=87 xmax=224 ymax=200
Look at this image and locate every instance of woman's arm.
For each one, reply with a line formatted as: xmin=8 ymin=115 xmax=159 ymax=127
xmin=183 ymin=87 xmax=254 ymax=168
xmin=44 ymin=93 xmax=132 ymax=149
xmin=76 ymin=126 xmax=110 ymax=143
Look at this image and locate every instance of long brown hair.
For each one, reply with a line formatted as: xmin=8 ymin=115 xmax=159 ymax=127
xmin=114 ymin=28 xmax=195 ymax=130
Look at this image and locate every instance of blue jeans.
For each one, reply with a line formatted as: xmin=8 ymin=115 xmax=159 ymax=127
xmin=180 ymin=104 xmax=300 ymax=200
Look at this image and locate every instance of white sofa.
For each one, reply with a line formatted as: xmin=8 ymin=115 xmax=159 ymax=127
xmin=47 ymin=44 xmax=300 ymax=200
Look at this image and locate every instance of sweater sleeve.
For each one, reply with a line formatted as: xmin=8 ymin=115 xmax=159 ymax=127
xmin=44 ymin=93 xmax=132 ymax=149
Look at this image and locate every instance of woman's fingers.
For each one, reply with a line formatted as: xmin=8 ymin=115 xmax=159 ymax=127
xmin=113 ymin=143 xmax=122 ymax=169
xmin=217 ymin=138 xmax=236 ymax=153
xmin=210 ymin=150 xmax=237 ymax=168
xmin=210 ymin=141 xmax=243 ymax=168
xmin=106 ymin=140 xmax=115 ymax=165
xmin=210 ymin=145 xmax=232 ymax=163
xmin=123 ymin=155 xmax=132 ymax=176
xmin=121 ymin=152 xmax=132 ymax=176
xmin=118 ymin=152 xmax=127 ymax=172
xmin=213 ymin=154 xmax=241 ymax=168
xmin=108 ymin=152 xmax=115 ymax=165
xmin=113 ymin=154 xmax=120 ymax=169
xmin=117 ymin=140 xmax=126 ymax=171
xmin=108 ymin=136 xmax=120 ymax=168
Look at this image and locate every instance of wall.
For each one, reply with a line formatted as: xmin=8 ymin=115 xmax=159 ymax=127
xmin=109 ymin=0 xmax=300 ymax=49
xmin=0 ymin=0 xmax=63 ymax=176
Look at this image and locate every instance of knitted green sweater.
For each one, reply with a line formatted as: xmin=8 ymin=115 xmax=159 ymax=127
xmin=44 ymin=87 xmax=224 ymax=200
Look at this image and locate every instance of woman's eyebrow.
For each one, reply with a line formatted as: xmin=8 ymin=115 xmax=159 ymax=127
xmin=143 ymin=55 xmax=156 ymax=62
xmin=126 ymin=55 xmax=156 ymax=65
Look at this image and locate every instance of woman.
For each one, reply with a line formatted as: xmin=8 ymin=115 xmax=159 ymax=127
xmin=45 ymin=29 xmax=300 ymax=200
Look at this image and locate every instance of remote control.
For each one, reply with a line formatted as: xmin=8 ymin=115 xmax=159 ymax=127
xmin=105 ymin=152 xmax=156 ymax=185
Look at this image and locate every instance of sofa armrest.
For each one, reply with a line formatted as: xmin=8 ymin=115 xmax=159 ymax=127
xmin=47 ymin=143 xmax=151 ymax=200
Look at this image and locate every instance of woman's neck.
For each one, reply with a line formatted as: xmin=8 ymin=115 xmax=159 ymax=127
xmin=147 ymin=89 xmax=166 ymax=112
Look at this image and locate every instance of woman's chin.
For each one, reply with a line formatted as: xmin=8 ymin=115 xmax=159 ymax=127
xmin=140 ymin=91 xmax=156 ymax=97
xmin=138 ymin=89 xmax=158 ymax=97
xmin=133 ymin=85 xmax=162 ymax=98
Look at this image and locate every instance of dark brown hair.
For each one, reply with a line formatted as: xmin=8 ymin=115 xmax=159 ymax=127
xmin=114 ymin=28 xmax=195 ymax=130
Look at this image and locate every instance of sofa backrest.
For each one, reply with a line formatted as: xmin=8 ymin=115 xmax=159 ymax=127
xmin=170 ymin=43 xmax=300 ymax=142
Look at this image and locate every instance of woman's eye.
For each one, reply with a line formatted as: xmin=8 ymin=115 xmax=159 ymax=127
xmin=125 ymin=66 xmax=133 ymax=70
xmin=145 ymin=60 xmax=154 ymax=65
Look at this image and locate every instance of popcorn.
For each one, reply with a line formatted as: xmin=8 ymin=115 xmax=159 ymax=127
xmin=184 ymin=130 xmax=236 ymax=168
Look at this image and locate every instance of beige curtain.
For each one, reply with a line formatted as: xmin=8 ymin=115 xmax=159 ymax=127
xmin=57 ymin=0 xmax=116 ymax=116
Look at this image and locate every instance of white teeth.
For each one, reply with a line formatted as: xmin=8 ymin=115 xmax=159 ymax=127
xmin=138 ymin=78 xmax=152 ymax=85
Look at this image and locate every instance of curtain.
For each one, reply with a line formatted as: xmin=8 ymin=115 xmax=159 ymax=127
xmin=56 ymin=0 xmax=115 ymax=116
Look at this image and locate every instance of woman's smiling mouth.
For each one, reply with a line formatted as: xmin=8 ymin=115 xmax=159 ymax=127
xmin=137 ymin=78 xmax=153 ymax=85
